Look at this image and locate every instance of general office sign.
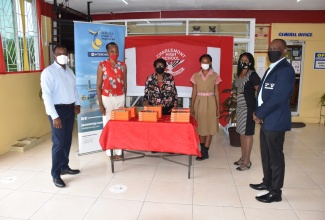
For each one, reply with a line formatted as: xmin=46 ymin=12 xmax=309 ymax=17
xmin=278 ymin=32 xmax=313 ymax=37
xmin=314 ymin=52 xmax=325 ymax=70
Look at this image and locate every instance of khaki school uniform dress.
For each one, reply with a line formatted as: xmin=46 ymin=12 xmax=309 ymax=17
xmin=191 ymin=70 xmax=222 ymax=136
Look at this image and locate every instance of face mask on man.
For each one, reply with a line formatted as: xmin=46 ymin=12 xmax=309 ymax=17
xmin=268 ymin=51 xmax=282 ymax=63
xmin=110 ymin=54 xmax=118 ymax=61
xmin=56 ymin=55 xmax=69 ymax=65
xmin=155 ymin=67 xmax=165 ymax=74
xmin=201 ymin=63 xmax=210 ymax=70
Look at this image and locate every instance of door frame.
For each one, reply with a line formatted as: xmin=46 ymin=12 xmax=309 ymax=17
xmin=286 ymin=40 xmax=305 ymax=116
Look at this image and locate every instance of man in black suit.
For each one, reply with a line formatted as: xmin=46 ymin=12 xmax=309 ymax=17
xmin=250 ymin=39 xmax=295 ymax=203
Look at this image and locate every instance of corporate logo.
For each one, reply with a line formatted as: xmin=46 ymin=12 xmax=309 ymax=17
xmin=89 ymin=29 xmax=103 ymax=50
xmin=156 ymin=48 xmax=186 ymax=76
xmin=89 ymin=29 xmax=116 ymax=50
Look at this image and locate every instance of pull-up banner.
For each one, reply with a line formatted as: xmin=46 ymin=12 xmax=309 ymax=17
xmin=74 ymin=21 xmax=125 ymax=154
xmin=125 ymin=36 xmax=233 ymax=126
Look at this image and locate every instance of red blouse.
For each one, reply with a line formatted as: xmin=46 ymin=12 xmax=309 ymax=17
xmin=100 ymin=59 xmax=125 ymax=97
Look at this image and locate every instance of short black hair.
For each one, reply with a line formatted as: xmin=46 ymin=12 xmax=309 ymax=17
xmin=154 ymin=58 xmax=167 ymax=68
xmin=52 ymin=44 xmax=67 ymax=53
xmin=272 ymin=39 xmax=287 ymax=49
xmin=236 ymin=52 xmax=256 ymax=76
xmin=106 ymin=42 xmax=118 ymax=50
xmin=199 ymin=54 xmax=212 ymax=62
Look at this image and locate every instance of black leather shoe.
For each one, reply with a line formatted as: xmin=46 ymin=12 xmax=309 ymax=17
xmin=53 ymin=178 xmax=66 ymax=188
xmin=255 ymin=192 xmax=282 ymax=203
xmin=249 ymin=183 xmax=270 ymax=191
xmin=61 ymin=168 xmax=80 ymax=175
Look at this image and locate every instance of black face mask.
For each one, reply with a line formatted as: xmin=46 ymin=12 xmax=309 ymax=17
xmin=239 ymin=62 xmax=249 ymax=70
xmin=268 ymin=51 xmax=282 ymax=63
xmin=155 ymin=67 xmax=165 ymax=74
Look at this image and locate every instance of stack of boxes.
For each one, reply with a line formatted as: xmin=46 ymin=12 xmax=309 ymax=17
xmin=111 ymin=109 xmax=131 ymax=121
xmin=144 ymin=106 xmax=162 ymax=118
xmin=119 ymin=106 xmax=137 ymax=118
xmin=138 ymin=110 xmax=158 ymax=122
xmin=171 ymin=108 xmax=191 ymax=122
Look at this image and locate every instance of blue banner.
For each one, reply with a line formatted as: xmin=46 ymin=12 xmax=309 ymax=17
xmin=74 ymin=21 xmax=125 ymax=154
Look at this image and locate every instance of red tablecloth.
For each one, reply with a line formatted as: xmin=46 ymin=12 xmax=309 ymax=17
xmin=99 ymin=115 xmax=201 ymax=156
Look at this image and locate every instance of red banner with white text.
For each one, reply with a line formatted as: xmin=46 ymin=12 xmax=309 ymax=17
xmin=125 ymin=36 xmax=233 ymax=126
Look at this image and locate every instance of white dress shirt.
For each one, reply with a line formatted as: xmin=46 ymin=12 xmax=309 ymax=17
xmin=41 ymin=62 xmax=80 ymax=119
xmin=258 ymin=57 xmax=286 ymax=107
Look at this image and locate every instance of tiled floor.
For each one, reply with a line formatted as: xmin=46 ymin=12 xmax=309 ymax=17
xmin=0 ymin=123 xmax=325 ymax=220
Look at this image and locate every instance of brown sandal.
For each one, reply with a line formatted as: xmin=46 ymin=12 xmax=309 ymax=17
xmin=109 ymin=155 xmax=122 ymax=161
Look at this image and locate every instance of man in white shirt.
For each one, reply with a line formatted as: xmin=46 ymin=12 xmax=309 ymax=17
xmin=41 ymin=45 xmax=81 ymax=188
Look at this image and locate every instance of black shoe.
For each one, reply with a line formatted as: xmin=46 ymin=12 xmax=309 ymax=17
xmin=195 ymin=155 xmax=209 ymax=161
xmin=255 ymin=192 xmax=282 ymax=203
xmin=196 ymin=146 xmax=209 ymax=161
xmin=53 ymin=178 xmax=66 ymax=188
xmin=61 ymin=168 xmax=80 ymax=175
xmin=249 ymin=183 xmax=270 ymax=190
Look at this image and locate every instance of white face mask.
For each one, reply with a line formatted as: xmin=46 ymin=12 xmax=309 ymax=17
xmin=56 ymin=55 xmax=69 ymax=65
xmin=201 ymin=63 xmax=210 ymax=70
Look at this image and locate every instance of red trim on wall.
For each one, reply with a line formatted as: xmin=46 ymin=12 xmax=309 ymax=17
xmin=0 ymin=34 xmax=5 ymax=72
xmin=92 ymin=10 xmax=325 ymax=23
xmin=0 ymin=70 xmax=42 ymax=75
xmin=40 ymin=0 xmax=52 ymax=17
xmin=37 ymin=0 xmax=45 ymax=69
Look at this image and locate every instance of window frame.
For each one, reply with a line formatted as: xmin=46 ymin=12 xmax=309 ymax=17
xmin=0 ymin=0 xmax=41 ymax=73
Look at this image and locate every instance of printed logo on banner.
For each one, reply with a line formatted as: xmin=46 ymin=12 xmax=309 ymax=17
xmin=156 ymin=48 xmax=186 ymax=76
xmin=89 ymin=29 xmax=103 ymax=50
xmin=89 ymin=29 xmax=116 ymax=50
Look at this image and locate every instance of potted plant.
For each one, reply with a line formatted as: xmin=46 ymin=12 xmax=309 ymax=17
xmin=320 ymin=93 xmax=325 ymax=106
xmin=220 ymin=83 xmax=241 ymax=147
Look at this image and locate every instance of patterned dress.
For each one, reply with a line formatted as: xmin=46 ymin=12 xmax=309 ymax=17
xmin=144 ymin=72 xmax=178 ymax=115
xmin=99 ymin=59 xmax=125 ymax=97
xmin=190 ymin=70 xmax=222 ymax=136
xmin=235 ymin=71 xmax=261 ymax=135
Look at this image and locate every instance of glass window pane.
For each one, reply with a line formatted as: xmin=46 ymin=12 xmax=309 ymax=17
xmin=0 ymin=0 xmax=39 ymax=72
xmin=127 ymin=21 xmax=186 ymax=36
xmin=188 ymin=20 xmax=250 ymax=38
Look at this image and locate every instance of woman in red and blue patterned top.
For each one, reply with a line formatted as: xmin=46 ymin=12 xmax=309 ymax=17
xmin=144 ymin=58 xmax=178 ymax=115
xmin=96 ymin=42 xmax=127 ymax=160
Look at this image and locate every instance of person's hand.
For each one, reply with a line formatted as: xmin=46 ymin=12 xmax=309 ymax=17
xmin=99 ymin=104 xmax=106 ymax=115
xmin=253 ymin=112 xmax=262 ymax=124
xmin=216 ymin=110 xmax=220 ymax=119
xmin=74 ymin=105 xmax=81 ymax=115
xmin=190 ymin=108 xmax=195 ymax=116
xmin=53 ymin=117 xmax=62 ymax=129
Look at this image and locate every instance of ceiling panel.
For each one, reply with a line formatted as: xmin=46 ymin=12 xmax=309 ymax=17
xmin=45 ymin=0 xmax=325 ymax=15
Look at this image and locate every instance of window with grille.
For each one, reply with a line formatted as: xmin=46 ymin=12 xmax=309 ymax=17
xmin=0 ymin=0 xmax=40 ymax=72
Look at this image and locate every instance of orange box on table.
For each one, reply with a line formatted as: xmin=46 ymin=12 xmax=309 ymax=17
xmin=171 ymin=109 xmax=190 ymax=122
xmin=144 ymin=106 xmax=162 ymax=118
xmin=119 ymin=106 xmax=137 ymax=117
xmin=111 ymin=109 xmax=131 ymax=121
xmin=138 ymin=110 xmax=158 ymax=122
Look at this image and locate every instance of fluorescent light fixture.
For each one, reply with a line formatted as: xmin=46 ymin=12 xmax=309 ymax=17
xmin=297 ymin=0 xmax=301 ymax=2
xmin=121 ymin=0 xmax=128 ymax=4
xmin=136 ymin=22 xmax=183 ymax=27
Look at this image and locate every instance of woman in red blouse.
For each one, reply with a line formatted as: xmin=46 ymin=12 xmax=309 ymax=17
xmin=144 ymin=58 xmax=178 ymax=115
xmin=96 ymin=42 xmax=127 ymax=160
